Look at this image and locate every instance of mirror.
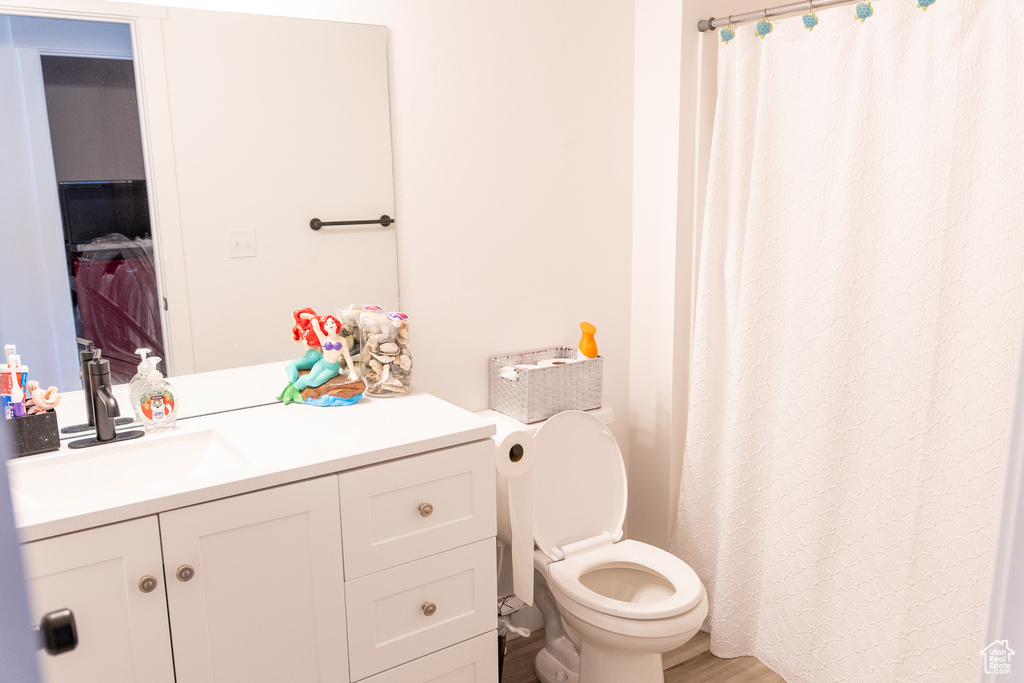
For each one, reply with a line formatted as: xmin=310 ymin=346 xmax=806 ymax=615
xmin=1 ymin=4 xmax=399 ymax=417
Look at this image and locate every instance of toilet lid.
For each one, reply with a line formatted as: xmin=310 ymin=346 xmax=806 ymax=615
xmin=533 ymin=411 xmax=627 ymax=560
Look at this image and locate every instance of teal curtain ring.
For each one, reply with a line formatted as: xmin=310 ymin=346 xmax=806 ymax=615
xmin=855 ymin=2 xmax=874 ymax=22
xmin=802 ymin=2 xmax=819 ymax=31
xmin=917 ymin=0 xmax=936 ymax=9
xmin=756 ymin=10 xmax=773 ymax=38
xmin=720 ymin=24 xmax=736 ymax=44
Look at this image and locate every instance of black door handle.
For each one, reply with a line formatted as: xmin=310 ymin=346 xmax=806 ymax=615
xmin=39 ymin=609 xmax=78 ymax=655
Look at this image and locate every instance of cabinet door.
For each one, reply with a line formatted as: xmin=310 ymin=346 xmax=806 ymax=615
xmin=21 ymin=516 xmax=174 ymax=683
xmin=159 ymin=476 xmax=347 ymax=683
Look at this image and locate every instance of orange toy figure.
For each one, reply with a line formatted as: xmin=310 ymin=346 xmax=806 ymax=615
xmin=577 ymin=322 xmax=598 ymax=359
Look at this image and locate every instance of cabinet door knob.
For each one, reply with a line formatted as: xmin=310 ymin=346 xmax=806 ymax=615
xmin=176 ymin=565 xmax=196 ymax=582
xmin=421 ymin=601 xmax=437 ymax=617
xmin=418 ymin=502 xmax=434 ymax=518
xmin=39 ymin=609 xmax=77 ymax=655
xmin=139 ymin=575 xmax=159 ymax=593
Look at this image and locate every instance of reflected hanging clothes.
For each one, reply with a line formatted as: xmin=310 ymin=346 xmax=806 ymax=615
xmin=73 ymin=233 xmax=165 ymax=383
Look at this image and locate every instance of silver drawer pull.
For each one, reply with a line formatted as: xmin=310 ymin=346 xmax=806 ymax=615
xmin=421 ymin=601 xmax=436 ymax=617
xmin=176 ymin=565 xmax=196 ymax=582
xmin=418 ymin=503 xmax=434 ymax=518
xmin=139 ymin=575 xmax=158 ymax=593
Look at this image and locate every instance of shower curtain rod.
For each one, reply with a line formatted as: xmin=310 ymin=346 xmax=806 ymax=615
xmin=697 ymin=0 xmax=860 ymax=32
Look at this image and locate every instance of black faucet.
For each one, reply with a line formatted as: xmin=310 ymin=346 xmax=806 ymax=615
xmin=65 ymin=342 xmax=144 ymax=448
xmin=88 ymin=359 xmax=120 ymax=442
xmin=62 ymin=340 xmax=139 ymax=439
xmin=67 ymin=353 xmax=144 ymax=449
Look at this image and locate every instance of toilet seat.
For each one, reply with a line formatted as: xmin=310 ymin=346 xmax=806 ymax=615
xmin=533 ymin=411 xmax=627 ymax=560
xmin=533 ymin=412 xmax=704 ymax=620
xmin=546 ymin=539 xmax=705 ymax=620
xmin=529 ymin=411 xmax=710 ymax=683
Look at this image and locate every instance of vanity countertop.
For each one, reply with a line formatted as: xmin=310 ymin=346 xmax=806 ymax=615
xmin=8 ymin=389 xmax=496 ymax=542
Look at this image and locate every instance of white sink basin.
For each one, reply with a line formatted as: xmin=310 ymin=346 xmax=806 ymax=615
xmin=9 ymin=429 xmax=250 ymax=509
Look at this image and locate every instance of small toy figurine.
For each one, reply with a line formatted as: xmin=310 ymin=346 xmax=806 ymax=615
xmin=278 ymin=308 xmax=364 ymax=406
xmin=25 ymin=380 xmax=61 ymax=414
xmin=284 ymin=307 xmax=322 ymax=384
xmin=295 ymin=314 xmax=359 ymax=387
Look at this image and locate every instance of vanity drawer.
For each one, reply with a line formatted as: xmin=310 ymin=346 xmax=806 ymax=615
xmin=345 ymin=538 xmax=497 ymax=681
xmin=361 ymin=632 xmax=498 ymax=683
xmin=338 ymin=440 xmax=495 ymax=579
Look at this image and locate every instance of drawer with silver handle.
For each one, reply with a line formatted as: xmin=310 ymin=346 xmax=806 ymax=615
xmin=338 ymin=441 xmax=495 ymax=579
xmin=360 ymin=631 xmax=498 ymax=683
xmin=344 ymin=538 xmax=496 ymax=680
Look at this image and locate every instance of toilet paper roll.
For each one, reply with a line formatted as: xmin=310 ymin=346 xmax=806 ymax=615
xmin=536 ymin=357 xmax=579 ymax=368
xmin=490 ymin=414 xmax=536 ymax=606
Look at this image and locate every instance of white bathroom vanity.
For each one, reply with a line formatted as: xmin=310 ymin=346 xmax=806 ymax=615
xmin=7 ymin=371 xmax=499 ymax=683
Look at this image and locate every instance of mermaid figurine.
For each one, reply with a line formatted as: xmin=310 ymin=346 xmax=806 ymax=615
xmin=285 ymin=308 xmax=321 ymax=384
xmin=278 ymin=309 xmax=359 ymax=405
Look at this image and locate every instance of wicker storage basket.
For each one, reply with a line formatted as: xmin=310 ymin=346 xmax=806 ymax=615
xmin=489 ymin=347 xmax=603 ymax=423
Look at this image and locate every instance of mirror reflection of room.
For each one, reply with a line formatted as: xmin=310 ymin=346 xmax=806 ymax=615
xmin=42 ymin=52 xmax=164 ymax=384
xmin=2 ymin=15 xmax=162 ymax=388
xmin=2 ymin=8 xmax=399 ymax=397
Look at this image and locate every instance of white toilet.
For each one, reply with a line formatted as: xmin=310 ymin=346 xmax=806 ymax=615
xmin=530 ymin=411 xmax=708 ymax=683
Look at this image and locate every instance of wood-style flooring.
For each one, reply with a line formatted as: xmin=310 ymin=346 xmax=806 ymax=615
xmin=501 ymin=629 xmax=786 ymax=683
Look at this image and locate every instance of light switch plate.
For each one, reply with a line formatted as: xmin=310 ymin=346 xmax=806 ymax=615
xmin=228 ymin=230 xmax=256 ymax=258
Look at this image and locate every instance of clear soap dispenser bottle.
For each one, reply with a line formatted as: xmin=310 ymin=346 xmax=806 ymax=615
xmin=136 ymin=357 xmax=178 ymax=432
xmin=128 ymin=348 xmax=152 ymax=421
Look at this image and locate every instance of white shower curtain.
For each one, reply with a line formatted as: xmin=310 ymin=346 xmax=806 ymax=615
xmin=671 ymin=1 xmax=1024 ymax=681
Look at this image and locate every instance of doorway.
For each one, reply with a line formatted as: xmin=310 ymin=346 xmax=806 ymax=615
xmin=41 ymin=54 xmax=165 ymax=383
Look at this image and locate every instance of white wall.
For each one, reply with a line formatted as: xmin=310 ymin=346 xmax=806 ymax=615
xmin=627 ymin=0 xmax=764 ymax=547
xmin=124 ymin=0 xmax=638 ymax=455
xmin=350 ymin=2 xmax=636 ymax=464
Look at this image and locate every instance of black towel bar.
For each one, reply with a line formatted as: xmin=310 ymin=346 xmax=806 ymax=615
xmin=309 ymin=215 xmax=394 ymax=230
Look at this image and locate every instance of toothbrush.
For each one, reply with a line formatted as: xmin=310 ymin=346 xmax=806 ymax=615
xmin=9 ymin=354 xmax=25 ymax=417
